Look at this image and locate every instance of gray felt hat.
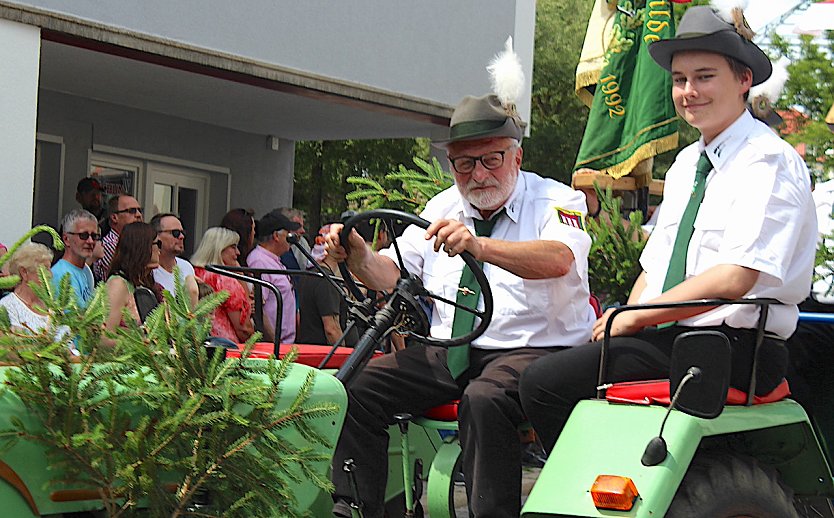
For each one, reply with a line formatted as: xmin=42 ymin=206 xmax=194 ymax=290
xmin=648 ymin=5 xmax=772 ymax=86
xmin=433 ymin=94 xmax=525 ymax=148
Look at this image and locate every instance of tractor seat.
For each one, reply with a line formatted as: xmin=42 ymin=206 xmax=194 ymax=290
xmin=422 ymin=401 xmax=460 ymax=422
xmin=226 ymin=342 xmax=380 ymax=369
xmin=605 ymin=378 xmax=791 ymax=406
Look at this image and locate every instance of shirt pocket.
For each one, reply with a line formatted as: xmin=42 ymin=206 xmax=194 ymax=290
xmin=692 ymin=208 xmax=727 ymax=273
xmin=422 ymin=266 xmax=466 ymax=323
xmin=490 ymin=268 xmax=552 ymax=318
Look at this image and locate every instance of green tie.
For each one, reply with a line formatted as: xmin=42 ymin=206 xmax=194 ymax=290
xmin=662 ymin=152 xmax=713 ymax=292
xmin=447 ymin=212 xmax=502 ymax=378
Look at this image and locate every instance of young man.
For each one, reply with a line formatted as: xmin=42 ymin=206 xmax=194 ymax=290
xmin=75 ymin=177 xmax=104 ymax=221
xmin=52 ymin=209 xmax=99 ymax=307
xmin=93 ymin=194 xmax=143 ymax=282
xmin=520 ymin=4 xmax=817 ymax=453
xmin=245 ymin=211 xmax=300 ymax=344
xmin=325 ymin=94 xmax=595 ymax=517
xmin=150 ymin=213 xmax=198 ymax=307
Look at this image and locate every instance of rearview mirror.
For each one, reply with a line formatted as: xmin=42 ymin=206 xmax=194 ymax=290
xmin=669 ymin=331 xmax=731 ymax=419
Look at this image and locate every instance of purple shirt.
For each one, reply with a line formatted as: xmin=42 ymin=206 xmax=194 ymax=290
xmin=246 ymin=245 xmax=296 ymax=343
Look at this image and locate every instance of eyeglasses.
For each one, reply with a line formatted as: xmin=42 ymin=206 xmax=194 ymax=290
xmin=448 ymin=149 xmax=511 ymax=174
xmin=66 ymin=231 xmax=102 ymax=241
xmin=152 ymin=240 xmax=163 ymax=249
xmin=114 ymin=207 xmax=142 ymax=215
xmin=161 ymin=229 xmax=185 ymax=238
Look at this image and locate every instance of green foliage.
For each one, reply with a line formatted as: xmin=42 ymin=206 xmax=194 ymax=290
xmin=293 ymin=138 xmax=431 ymax=232
xmin=586 ymin=184 xmax=647 ymax=306
xmin=346 ymin=156 xmax=453 ymax=215
xmin=0 ymin=251 xmax=339 ymax=517
xmin=767 ymin=31 xmax=834 ymax=182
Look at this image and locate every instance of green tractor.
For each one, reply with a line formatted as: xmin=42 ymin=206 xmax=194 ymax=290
xmin=521 ymin=302 xmax=834 ymax=518
xmin=0 ymin=210 xmax=488 ymax=517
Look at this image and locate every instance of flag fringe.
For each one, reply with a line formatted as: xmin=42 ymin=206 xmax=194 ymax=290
xmin=596 ymin=133 xmax=680 ymax=179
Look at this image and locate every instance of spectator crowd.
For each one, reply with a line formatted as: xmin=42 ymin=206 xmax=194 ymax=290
xmin=0 ymin=176 xmax=365 ymax=353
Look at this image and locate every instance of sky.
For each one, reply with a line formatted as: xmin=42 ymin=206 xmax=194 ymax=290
xmin=745 ymin=0 xmax=805 ymax=32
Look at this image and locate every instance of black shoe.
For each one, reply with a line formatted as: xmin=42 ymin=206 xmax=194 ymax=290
xmin=333 ymin=498 xmax=353 ymax=517
xmin=521 ymin=441 xmax=548 ymax=469
xmin=453 ymin=469 xmax=465 ymax=486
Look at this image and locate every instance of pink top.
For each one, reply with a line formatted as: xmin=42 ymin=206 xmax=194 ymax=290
xmin=194 ymin=267 xmax=252 ymax=342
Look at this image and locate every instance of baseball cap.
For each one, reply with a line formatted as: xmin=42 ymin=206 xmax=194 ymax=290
xmin=256 ymin=212 xmax=301 ymax=238
xmin=77 ymin=177 xmax=103 ymax=193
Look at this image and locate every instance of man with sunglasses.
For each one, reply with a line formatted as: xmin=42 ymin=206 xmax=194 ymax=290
xmin=150 ymin=213 xmax=198 ymax=307
xmin=326 ymin=94 xmax=595 ymax=518
xmin=93 ymin=194 xmax=143 ymax=283
xmin=52 ymin=209 xmax=99 ymax=307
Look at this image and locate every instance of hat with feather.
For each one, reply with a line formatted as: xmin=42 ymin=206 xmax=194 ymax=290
xmin=748 ymin=60 xmax=788 ymax=128
xmin=433 ymin=37 xmax=526 ymax=148
xmin=648 ymin=0 xmax=772 ymax=86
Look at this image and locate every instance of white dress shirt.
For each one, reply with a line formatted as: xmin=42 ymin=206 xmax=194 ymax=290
xmin=639 ymin=111 xmax=816 ymax=338
xmin=381 ymin=170 xmax=596 ymax=349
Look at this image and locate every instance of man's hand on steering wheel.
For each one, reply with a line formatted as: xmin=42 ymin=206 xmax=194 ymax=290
xmin=329 ymin=209 xmax=493 ymax=349
xmin=324 ymin=223 xmax=370 ymax=270
xmin=426 ymin=219 xmax=483 ymax=260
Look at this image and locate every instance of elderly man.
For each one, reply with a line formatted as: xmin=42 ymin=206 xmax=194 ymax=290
xmin=325 ymin=93 xmax=595 ymax=517
xmin=246 ymin=211 xmax=301 ymax=344
xmin=150 ymin=213 xmax=198 ymax=307
xmin=52 ymin=209 xmax=99 ymax=307
xmin=520 ymin=4 xmax=816 ymax=457
xmin=93 ymin=194 xmax=143 ymax=282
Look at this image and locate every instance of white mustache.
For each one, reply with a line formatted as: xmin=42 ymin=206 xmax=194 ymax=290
xmin=466 ymin=179 xmax=499 ymax=190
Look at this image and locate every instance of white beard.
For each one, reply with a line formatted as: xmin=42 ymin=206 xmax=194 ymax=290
xmin=458 ymin=168 xmax=518 ymax=211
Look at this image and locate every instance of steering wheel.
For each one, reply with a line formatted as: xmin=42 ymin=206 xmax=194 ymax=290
xmin=338 ymin=209 xmax=493 ymax=348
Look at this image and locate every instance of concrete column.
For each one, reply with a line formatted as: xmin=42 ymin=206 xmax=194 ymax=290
xmin=0 ymin=19 xmax=40 ymax=247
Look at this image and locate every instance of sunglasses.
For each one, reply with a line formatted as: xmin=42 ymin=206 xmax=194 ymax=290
xmin=114 ymin=207 xmax=142 ymax=215
xmin=152 ymin=240 xmax=163 ymax=249
xmin=66 ymin=231 xmax=102 ymax=241
xmin=161 ymin=229 xmax=185 ymax=238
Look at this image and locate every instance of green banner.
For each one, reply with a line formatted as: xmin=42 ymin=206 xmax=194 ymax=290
xmin=574 ymin=0 xmax=679 ymax=179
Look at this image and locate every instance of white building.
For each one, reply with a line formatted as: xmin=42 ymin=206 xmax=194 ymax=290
xmin=0 ymin=1 xmax=535 ymax=251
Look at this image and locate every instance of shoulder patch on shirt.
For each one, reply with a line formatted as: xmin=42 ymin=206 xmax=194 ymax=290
xmin=555 ymin=207 xmax=585 ymax=231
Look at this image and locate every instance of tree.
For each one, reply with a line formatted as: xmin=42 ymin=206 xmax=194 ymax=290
xmin=0 ymin=228 xmax=339 ymax=517
xmin=522 ymin=0 xmax=596 ymax=185
xmin=293 ymin=139 xmax=430 ymax=233
xmin=769 ymin=31 xmax=834 ymax=181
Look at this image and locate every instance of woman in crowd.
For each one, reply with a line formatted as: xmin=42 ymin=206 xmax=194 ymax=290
xmin=220 ymin=208 xmax=256 ymax=266
xmin=191 ymin=227 xmax=254 ymax=343
xmin=0 ymin=242 xmax=74 ymax=355
xmin=0 ymin=243 xmax=59 ymax=332
xmin=104 ymin=222 xmax=164 ymax=342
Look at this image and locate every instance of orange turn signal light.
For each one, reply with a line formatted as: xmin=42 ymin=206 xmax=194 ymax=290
xmin=590 ymin=475 xmax=639 ymax=511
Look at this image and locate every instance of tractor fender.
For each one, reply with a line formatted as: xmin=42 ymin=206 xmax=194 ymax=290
xmin=521 ymin=398 xmax=830 ymax=517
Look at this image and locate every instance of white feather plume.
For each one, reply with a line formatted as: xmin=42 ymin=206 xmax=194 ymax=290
xmin=750 ymin=60 xmax=789 ymax=103
xmin=487 ymin=36 xmax=525 ymax=108
xmin=711 ymin=0 xmax=749 ymax=24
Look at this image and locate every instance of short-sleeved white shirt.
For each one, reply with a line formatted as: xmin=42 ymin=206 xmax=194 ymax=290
xmin=639 ymin=111 xmax=816 ymax=338
xmin=380 ymin=170 xmax=596 ymax=349
xmin=153 ymin=257 xmax=196 ymax=295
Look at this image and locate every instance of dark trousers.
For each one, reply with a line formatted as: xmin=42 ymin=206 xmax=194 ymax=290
xmin=331 ymin=344 xmax=563 ymax=518
xmin=519 ymin=325 xmax=788 ymax=453
xmin=787 ymin=298 xmax=834 ymax=454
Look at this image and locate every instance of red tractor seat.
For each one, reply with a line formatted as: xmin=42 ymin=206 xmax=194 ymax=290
xmin=226 ymin=342 xmax=380 ymax=369
xmin=605 ymin=378 xmax=791 ymax=406
xmin=422 ymin=401 xmax=460 ymax=421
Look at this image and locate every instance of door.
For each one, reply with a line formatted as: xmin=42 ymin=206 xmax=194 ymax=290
xmin=145 ymin=163 xmax=209 ymax=258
